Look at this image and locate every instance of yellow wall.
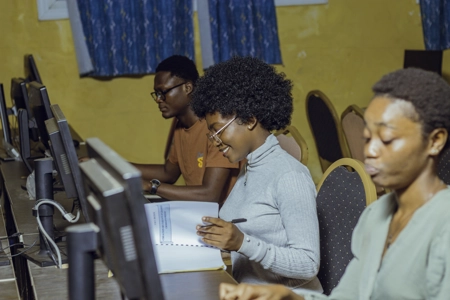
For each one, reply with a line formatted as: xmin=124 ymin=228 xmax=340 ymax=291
xmin=0 ymin=0 xmax=444 ymax=182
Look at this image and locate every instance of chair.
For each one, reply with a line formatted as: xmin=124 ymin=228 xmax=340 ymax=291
xmin=306 ymin=90 xmax=350 ymax=173
xmin=341 ymin=104 xmax=365 ymax=163
xmin=341 ymin=105 xmax=388 ymax=197
xmin=437 ymin=147 xmax=450 ymax=185
xmin=274 ymin=125 xmax=308 ymax=165
xmin=315 ymin=158 xmax=377 ymax=295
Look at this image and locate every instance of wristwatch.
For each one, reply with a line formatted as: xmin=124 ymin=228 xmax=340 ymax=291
xmin=149 ymin=179 xmax=161 ymax=195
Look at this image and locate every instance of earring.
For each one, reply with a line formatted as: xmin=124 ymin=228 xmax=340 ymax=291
xmin=431 ymin=149 xmax=438 ymax=155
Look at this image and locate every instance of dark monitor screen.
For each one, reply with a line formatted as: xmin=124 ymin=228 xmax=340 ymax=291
xmin=24 ymin=54 xmax=43 ymax=84
xmin=11 ymin=78 xmax=31 ymax=117
xmin=28 ymin=81 xmax=53 ymax=150
xmin=404 ymin=50 xmax=443 ymax=75
xmin=79 ymin=138 xmax=163 ymax=299
xmin=45 ymin=117 xmax=79 ymax=200
xmin=10 ymin=77 xmax=39 ymax=142
xmin=50 ymin=104 xmax=90 ymax=222
xmin=0 ymin=84 xmax=12 ymax=145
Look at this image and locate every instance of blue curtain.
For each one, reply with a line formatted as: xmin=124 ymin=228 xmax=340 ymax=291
xmin=199 ymin=0 xmax=281 ymax=69
xmin=420 ymin=0 xmax=450 ymax=50
xmin=75 ymin=0 xmax=194 ymax=77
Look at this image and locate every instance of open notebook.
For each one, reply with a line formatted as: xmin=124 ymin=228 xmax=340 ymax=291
xmin=144 ymin=201 xmax=226 ymax=274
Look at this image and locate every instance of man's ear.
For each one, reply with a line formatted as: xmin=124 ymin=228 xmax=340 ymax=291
xmin=185 ymin=81 xmax=194 ymax=95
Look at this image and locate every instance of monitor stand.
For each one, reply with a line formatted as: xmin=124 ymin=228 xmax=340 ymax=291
xmin=66 ymin=223 xmax=98 ymax=300
xmin=19 ymin=158 xmax=68 ymax=267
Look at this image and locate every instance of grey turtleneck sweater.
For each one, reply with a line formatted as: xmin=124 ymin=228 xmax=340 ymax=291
xmin=220 ymin=134 xmax=322 ymax=292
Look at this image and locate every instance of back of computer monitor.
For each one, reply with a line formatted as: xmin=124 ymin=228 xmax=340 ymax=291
xmin=11 ymin=78 xmax=39 ymax=142
xmin=24 ymin=54 xmax=43 ymax=84
xmin=18 ymin=108 xmax=33 ymax=174
xmin=28 ymin=82 xmax=53 ymax=150
xmin=81 ymin=137 xmax=164 ymax=299
xmin=51 ymin=104 xmax=90 ymax=222
xmin=404 ymin=50 xmax=443 ymax=75
xmin=0 ymin=83 xmax=12 ymax=145
xmin=45 ymin=117 xmax=78 ymax=199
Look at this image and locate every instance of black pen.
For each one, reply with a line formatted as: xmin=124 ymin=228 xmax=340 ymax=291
xmin=231 ymin=218 xmax=247 ymax=224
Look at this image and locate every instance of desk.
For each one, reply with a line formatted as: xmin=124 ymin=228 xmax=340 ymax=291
xmin=0 ymin=185 xmax=20 ymax=299
xmin=1 ymin=161 xmax=236 ymax=299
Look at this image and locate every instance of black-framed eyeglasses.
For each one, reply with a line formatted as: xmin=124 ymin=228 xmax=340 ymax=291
xmin=151 ymin=82 xmax=186 ymax=102
xmin=206 ymin=116 xmax=237 ymax=145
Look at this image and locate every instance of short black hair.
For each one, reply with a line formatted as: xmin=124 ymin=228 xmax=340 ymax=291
xmin=156 ymin=55 xmax=199 ymax=83
xmin=372 ymin=68 xmax=450 ymax=146
xmin=191 ymin=56 xmax=293 ymax=131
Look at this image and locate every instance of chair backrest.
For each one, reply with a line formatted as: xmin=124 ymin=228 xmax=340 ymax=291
xmin=306 ymin=90 xmax=350 ymax=172
xmin=438 ymin=147 xmax=450 ymax=185
xmin=315 ymin=158 xmax=377 ymax=295
xmin=340 ymin=105 xmax=389 ymax=197
xmin=341 ymin=104 xmax=365 ymax=162
xmin=274 ymin=125 xmax=308 ymax=165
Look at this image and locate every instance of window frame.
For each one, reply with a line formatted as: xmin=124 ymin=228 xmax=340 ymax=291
xmin=37 ymin=0 xmax=329 ymax=21
xmin=36 ymin=0 xmax=69 ymax=21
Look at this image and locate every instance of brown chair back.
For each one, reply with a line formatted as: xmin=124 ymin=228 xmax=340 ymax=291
xmin=274 ymin=125 xmax=308 ymax=165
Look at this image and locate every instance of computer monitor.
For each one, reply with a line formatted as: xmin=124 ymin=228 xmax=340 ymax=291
xmin=77 ymin=137 xmax=163 ymax=299
xmin=404 ymin=50 xmax=443 ymax=75
xmin=45 ymin=117 xmax=80 ymax=200
xmin=18 ymin=104 xmax=88 ymax=267
xmin=24 ymin=54 xmax=43 ymax=84
xmin=49 ymin=104 xmax=90 ymax=222
xmin=18 ymin=108 xmax=33 ymax=173
xmin=28 ymin=81 xmax=53 ymax=150
xmin=10 ymin=77 xmax=39 ymax=142
xmin=0 ymin=83 xmax=12 ymax=146
xmin=0 ymin=83 xmax=17 ymax=161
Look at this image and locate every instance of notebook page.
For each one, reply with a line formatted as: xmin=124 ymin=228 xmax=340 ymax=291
xmin=145 ymin=201 xmax=218 ymax=245
xmin=154 ymin=245 xmax=225 ymax=274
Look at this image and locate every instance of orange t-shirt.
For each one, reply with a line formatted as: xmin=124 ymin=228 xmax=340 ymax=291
xmin=167 ymin=119 xmax=240 ymax=205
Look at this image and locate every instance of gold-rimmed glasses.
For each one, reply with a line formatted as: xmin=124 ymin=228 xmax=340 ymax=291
xmin=206 ymin=116 xmax=237 ymax=145
xmin=151 ymin=82 xmax=186 ymax=102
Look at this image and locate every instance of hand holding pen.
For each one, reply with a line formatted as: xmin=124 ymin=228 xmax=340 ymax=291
xmin=196 ymin=217 xmax=247 ymax=251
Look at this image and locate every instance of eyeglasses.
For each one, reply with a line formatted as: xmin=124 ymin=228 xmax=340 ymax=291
xmin=206 ymin=116 xmax=237 ymax=145
xmin=151 ymin=82 xmax=186 ymax=102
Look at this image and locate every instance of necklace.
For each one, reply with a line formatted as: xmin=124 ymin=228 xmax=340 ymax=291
xmin=385 ymin=185 xmax=444 ymax=249
xmin=385 ymin=209 xmax=416 ymax=249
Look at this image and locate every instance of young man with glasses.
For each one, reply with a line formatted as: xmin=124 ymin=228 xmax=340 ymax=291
xmin=132 ymin=55 xmax=240 ymax=205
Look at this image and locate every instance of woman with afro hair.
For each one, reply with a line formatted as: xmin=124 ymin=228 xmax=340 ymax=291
xmin=193 ymin=56 xmax=322 ymax=293
xmin=219 ymin=68 xmax=450 ymax=300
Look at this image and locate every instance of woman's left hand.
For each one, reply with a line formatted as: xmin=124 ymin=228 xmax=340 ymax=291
xmin=196 ymin=217 xmax=244 ymax=251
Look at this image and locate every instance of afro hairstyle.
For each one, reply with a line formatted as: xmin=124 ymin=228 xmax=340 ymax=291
xmin=372 ymin=68 xmax=450 ymax=147
xmin=191 ymin=56 xmax=293 ymax=131
xmin=156 ymin=55 xmax=199 ymax=83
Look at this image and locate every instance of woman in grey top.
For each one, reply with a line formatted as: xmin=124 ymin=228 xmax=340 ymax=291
xmin=192 ymin=56 xmax=322 ymax=293
xmin=219 ymin=68 xmax=450 ymax=300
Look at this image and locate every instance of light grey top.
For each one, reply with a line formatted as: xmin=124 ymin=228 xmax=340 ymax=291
xmin=305 ymin=188 xmax=450 ymax=300
xmin=220 ymin=134 xmax=322 ymax=292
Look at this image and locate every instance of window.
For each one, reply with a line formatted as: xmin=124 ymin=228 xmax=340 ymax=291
xmin=36 ymin=0 xmax=68 ymax=21
xmin=37 ymin=0 xmax=328 ymax=21
xmin=193 ymin=0 xmax=327 ymax=11
xmin=275 ymin=0 xmax=328 ymax=5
